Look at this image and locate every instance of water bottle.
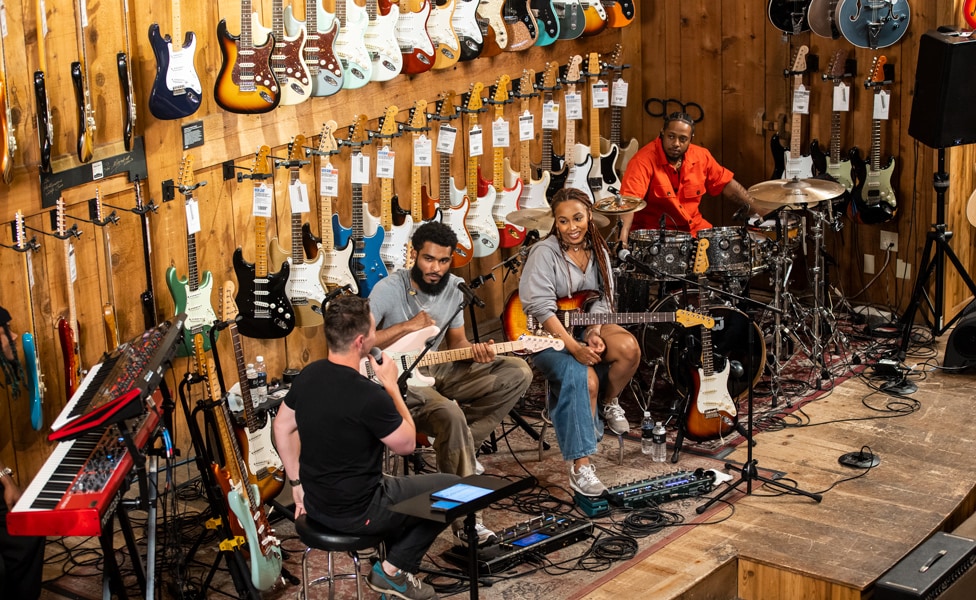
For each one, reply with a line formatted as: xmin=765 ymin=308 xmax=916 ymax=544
xmin=245 ymin=363 xmax=258 ymax=407
xmin=652 ymin=421 xmax=668 ymax=463
xmin=254 ymin=356 xmax=268 ymax=406
xmin=641 ymin=411 xmax=654 ymax=455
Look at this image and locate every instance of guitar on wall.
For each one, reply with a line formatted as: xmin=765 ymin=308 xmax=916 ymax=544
xmin=214 ymin=0 xmax=281 ymax=114
xmin=284 ymin=0 xmax=343 ymax=96
xmin=148 ymin=0 xmax=203 ymax=119
xmin=455 ymin=82 xmax=500 ymax=258
xmin=364 ymin=0 xmax=403 ymax=82
xmin=531 ymin=0 xmax=560 ymax=46
xmin=335 ymin=0 xmax=373 ymax=88
xmin=396 ymin=0 xmax=436 ymax=75
xmin=373 ymin=106 xmax=413 ymax=273
xmin=603 ymin=0 xmax=635 ymax=28
xmin=91 ymin=190 xmax=121 ymax=351
xmin=836 ymin=0 xmax=910 ymax=49
xmin=270 ymin=0 xmax=311 ymax=105
xmin=502 ymin=289 xmax=714 ymax=341
xmin=0 ymin=10 xmax=17 ymax=183
xmin=520 ymin=61 xmax=560 ymax=210
xmin=35 ymin=0 xmax=55 ymax=172
xmin=485 ymin=73 xmax=527 ymax=248
xmin=477 ymin=0 xmax=508 ymax=57
xmin=221 ymin=282 xmax=285 ymax=503
xmin=134 ymin=177 xmax=159 ymax=329
xmin=807 ymin=0 xmax=841 ymax=39
xmin=810 ymin=49 xmax=854 ymax=193
xmin=269 ymin=135 xmax=328 ymax=327
xmin=580 ymin=0 xmax=607 ymax=36
xmin=14 ymin=212 xmax=46 ymax=430
xmin=71 ymin=0 xmax=97 ymax=163
xmin=503 ymin=68 xmax=543 ymax=215
xmin=553 ymin=0 xmax=585 ymax=41
xmin=600 ymin=44 xmax=638 ymax=180
xmin=849 ymin=55 xmax=897 ymax=225
xmin=233 ymin=146 xmax=295 ymax=338
xmin=502 ymin=0 xmax=538 ymax=52
xmin=581 ymin=51 xmax=616 ymax=204
xmin=54 ymin=199 xmax=82 ymax=402
xmin=453 ymin=0 xmax=484 ymax=61
xmin=193 ymin=333 xmax=282 ymax=591
xmin=429 ymin=0 xmax=461 ymax=70
xmin=117 ymin=0 xmax=137 ymax=150
xmin=767 ymin=0 xmax=811 ymax=35
xmin=405 ymin=100 xmax=442 ymax=268
xmin=429 ymin=91 xmax=474 ymax=267
xmin=683 ymin=239 xmax=738 ymax=442
xmin=556 ymin=56 xmax=593 ymax=202
xmin=770 ymin=45 xmax=814 ymax=181
xmin=166 ymin=154 xmax=218 ymax=357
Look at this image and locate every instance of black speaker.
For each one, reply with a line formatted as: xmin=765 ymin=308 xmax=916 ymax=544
xmin=908 ymin=30 xmax=976 ymax=149
xmin=944 ymin=308 xmax=976 ymax=369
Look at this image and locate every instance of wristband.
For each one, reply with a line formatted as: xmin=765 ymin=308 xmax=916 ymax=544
xmin=289 ymin=478 xmax=302 ymax=487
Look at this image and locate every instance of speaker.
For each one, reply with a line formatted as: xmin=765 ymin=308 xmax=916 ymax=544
xmin=944 ymin=307 xmax=976 ymax=369
xmin=908 ymin=30 xmax=976 ymax=149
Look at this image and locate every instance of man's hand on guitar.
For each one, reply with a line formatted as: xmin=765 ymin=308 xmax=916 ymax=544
xmin=470 ymin=340 xmax=497 ymax=363
xmin=407 ymin=311 xmax=436 ymax=332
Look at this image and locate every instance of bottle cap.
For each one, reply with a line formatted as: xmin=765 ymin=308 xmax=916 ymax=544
xmin=643 ymin=411 xmax=651 ymax=417
xmin=246 ymin=363 xmax=254 ymax=369
xmin=256 ymin=355 xmax=264 ymax=363
xmin=655 ymin=421 xmax=663 ymax=427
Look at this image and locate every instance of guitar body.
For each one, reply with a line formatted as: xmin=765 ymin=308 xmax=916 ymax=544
xmin=365 ymin=1 xmax=403 ymax=81
xmin=835 ymin=0 xmax=910 ymax=49
xmin=684 ymin=363 xmax=737 ymax=442
xmin=807 ymin=0 xmax=840 ymax=38
xmin=553 ymin=0 xmax=586 ymax=39
xmin=34 ymin=72 xmax=53 ymax=173
xmin=429 ymin=0 xmax=461 ymax=69
xmin=503 ymin=0 xmax=538 ymax=51
xmin=564 ymin=153 xmax=596 ymax=204
xmin=268 ymin=239 xmax=327 ymax=327
xmin=511 ymin=159 xmax=551 ymax=210
xmin=397 ymin=0 xmax=436 ymax=74
xmin=233 ymin=415 xmax=285 ymax=503
xmin=592 ymin=143 xmax=620 ymax=201
xmin=531 ymin=0 xmax=560 ymax=46
xmin=165 ymin=266 xmax=218 ymax=357
xmin=214 ymin=20 xmax=281 ymax=114
xmin=425 ymin=187 xmax=474 ymax=268
xmin=213 ymin=469 xmax=283 ymax=591
xmin=580 ymin=0 xmax=607 ymax=36
xmin=147 ymin=24 xmax=203 ymax=120
xmin=284 ymin=3 xmax=344 ymax=96
xmin=232 ymin=248 xmax=295 ymax=338
xmin=454 ymin=0 xmax=484 ymax=60
xmin=70 ymin=63 xmax=94 ymax=163
xmin=810 ymin=139 xmax=853 ymax=190
xmin=767 ymin=0 xmax=811 ymax=34
xmin=494 ymin=163 xmax=527 ymax=246
xmin=0 ymin=76 xmax=10 ymax=183
xmin=601 ymin=135 xmax=638 ymax=180
xmin=22 ymin=333 xmax=43 ymax=431
xmin=333 ymin=215 xmax=389 ymax=297
xmin=769 ymin=133 xmax=787 ymax=179
xmin=604 ymin=0 xmax=635 ymax=28
xmin=503 ymin=289 xmax=599 ymax=340
xmin=453 ymin=176 xmax=500 ymax=258
xmin=780 ymin=150 xmax=815 ymax=181
xmin=848 ymin=147 xmax=896 ymax=224
xmin=270 ymin=16 xmax=312 ymax=105
xmin=301 ymin=223 xmax=360 ymax=295
xmin=380 ymin=215 xmax=414 ymax=273
xmin=477 ymin=0 xmax=508 ymax=55
xmin=57 ymin=317 xmax=80 ymax=401
xmin=336 ymin=0 xmax=373 ymax=88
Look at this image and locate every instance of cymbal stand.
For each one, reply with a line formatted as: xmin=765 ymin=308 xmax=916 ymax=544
xmin=807 ymin=205 xmax=832 ymax=386
xmin=765 ymin=212 xmax=797 ymax=408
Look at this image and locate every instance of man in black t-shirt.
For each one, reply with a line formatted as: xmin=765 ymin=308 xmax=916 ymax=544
xmin=274 ymin=296 xmax=458 ymax=600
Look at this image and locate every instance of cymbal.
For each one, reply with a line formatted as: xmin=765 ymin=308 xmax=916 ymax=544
xmin=593 ymin=196 xmax=646 ymax=215
xmin=748 ymin=178 xmax=846 ymax=216
xmin=505 ymin=207 xmax=610 ymax=231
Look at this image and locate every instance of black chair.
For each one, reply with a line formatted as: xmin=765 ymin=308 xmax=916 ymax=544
xmin=295 ymin=515 xmax=385 ymax=600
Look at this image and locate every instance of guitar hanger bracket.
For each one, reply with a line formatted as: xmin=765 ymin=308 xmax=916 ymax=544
xmin=783 ymin=53 xmax=818 ymax=77
xmin=44 ymin=211 xmax=82 ymax=240
xmin=177 ymin=180 xmax=207 ymax=196
xmin=161 ymin=179 xmax=175 ymax=202
xmin=86 ymin=199 xmax=120 ymax=227
xmin=273 ymin=157 xmax=310 ymax=170
xmin=0 ymin=235 xmax=40 ymax=253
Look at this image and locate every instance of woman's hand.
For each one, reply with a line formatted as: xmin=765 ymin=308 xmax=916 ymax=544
xmin=571 ymin=340 xmax=603 ymax=367
xmin=584 ymin=329 xmax=607 ymax=354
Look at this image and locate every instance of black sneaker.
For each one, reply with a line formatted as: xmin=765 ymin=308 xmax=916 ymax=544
xmin=367 ymin=561 xmax=437 ymax=600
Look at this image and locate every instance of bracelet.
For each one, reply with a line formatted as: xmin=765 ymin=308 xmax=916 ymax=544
xmin=0 ymin=467 xmax=12 ymax=479
xmin=288 ymin=478 xmax=302 ymax=487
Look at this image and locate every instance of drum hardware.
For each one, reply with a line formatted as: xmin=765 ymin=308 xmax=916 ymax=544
xmin=592 ymin=194 xmax=646 ymax=216
xmin=748 ymin=177 xmax=846 ymax=217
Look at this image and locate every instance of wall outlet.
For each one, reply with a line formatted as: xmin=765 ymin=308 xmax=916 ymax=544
xmin=880 ymin=231 xmax=898 ymax=252
xmin=896 ymin=259 xmax=912 ymax=280
xmin=864 ymin=254 xmax=875 ymax=274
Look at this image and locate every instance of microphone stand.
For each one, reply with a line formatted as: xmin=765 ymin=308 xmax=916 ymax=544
xmin=395 ymin=293 xmax=477 ymax=395
xmin=467 ymin=231 xmax=539 ymax=343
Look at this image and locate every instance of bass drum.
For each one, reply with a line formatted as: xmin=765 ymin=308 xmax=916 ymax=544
xmin=640 ymin=293 xmax=766 ymax=401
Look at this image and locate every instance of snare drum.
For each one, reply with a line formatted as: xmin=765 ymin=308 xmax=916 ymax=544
xmin=629 ymin=230 xmax=694 ymax=276
xmin=697 ymin=226 xmax=753 ymax=276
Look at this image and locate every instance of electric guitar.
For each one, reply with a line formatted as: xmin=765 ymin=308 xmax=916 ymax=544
xmin=396 ymin=0 xmax=436 ymax=74
xmin=429 ymin=91 xmax=474 ymax=267
xmin=220 ymin=283 xmax=285 ymax=503
xmin=502 ymin=0 xmax=538 ymax=51
xmin=428 ymin=0 xmax=461 ymax=69
xmin=684 ymin=239 xmax=737 ymax=442
xmin=215 ymin=0 xmax=281 ymax=114
xmin=581 ymin=51 xmax=616 ymax=204
xmin=364 ymin=325 xmax=563 ymax=386
xmin=849 ymin=55 xmax=897 ymax=225
xmin=767 ymin=0 xmax=811 ymax=35
xmin=372 ymin=107 xmax=412 ymax=273
xmin=71 ymin=0 xmax=96 ymax=163
xmin=166 ymin=155 xmax=218 ymax=356
xmin=135 ymin=178 xmax=158 ymax=329
xmin=810 ymin=49 xmax=854 ymax=191
xmin=35 ymin=0 xmax=54 ymax=173
xmin=531 ymin=0 xmax=560 ymax=46
xmin=553 ymin=0 xmax=586 ymax=40
xmin=336 ymin=0 xmax=373 ymax=88
xmin=334 ymin=115 xmax=389 ymax=297
xmin=600 ymin=44 xmax=638 ymax=180
xmin=148 ymin=0 xmax=203 ymax=119
xmin=270 ymin=0 xmax=312 ymax=105
xmin=603 ymin=0 xmax=635 ymax=28
xmin=117 ymin=0 xmax=136 ymax=150
xmin=406 ymin=100 xmax=441 ymax=269
xmin=807 ymin=0 xmax=840 ymax=39
xmin=91 ymin=191 xmax=120 ymax=351
xmin=477 ymin=0 xmax=508 ymax=56
xmin=836 ymin=0 xmax=910 ymax=49
xmin=486 ymin=74 xmax=526 ymax=248
xmin=580 ymin=0 xmax=607 ymax=36
xmin=55 ymin=199 xmax=82 ymax=402
xmin=558 ymin=56 xmax=594 ymax=203
xmin=14 ymin=213 xmax=45 ymax=430
xmin=193 ymin=333 xmax=282 ymax=591
xmin=233 ymin=146 xmax=295 ymax=338
xmin=455 ymin=82 xmax=500 ymax=258
xmin=365 ymin=0 xmax=402 ymax=81
xmin=521 ymin=61 xmax=560 ymax=210
xmin=269 ymin=136 xmax=328 ymax=327
xmin=966 ymin=0 xmax=976 ymax=29
xmin=0 ymin=14 xmax=17 ymax=183
xmin=503 ymin=69 xmax=543 ymax=217
xmin=284 ymin=0 xmax=344 ymax=96
xmin=770 ymin=46 xmax=814 ymax=181
xmin=502 ymin=289 xmax=714 ymax=341
xmin=453 ymin=0 xmax=484 ymax=61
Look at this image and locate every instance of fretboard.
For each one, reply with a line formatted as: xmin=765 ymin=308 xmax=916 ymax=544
xmin=563 ymin=311 xmax=676 ymax=327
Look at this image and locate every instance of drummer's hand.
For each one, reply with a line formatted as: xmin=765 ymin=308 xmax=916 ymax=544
xmin=571 ymin=342 xmax=602 ymax=368
xmin=748 ymin=213 xmax=763 ymax=227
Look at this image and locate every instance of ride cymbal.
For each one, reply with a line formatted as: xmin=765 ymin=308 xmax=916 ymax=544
xmin=748 ymin=178 xmax=846 ymax=215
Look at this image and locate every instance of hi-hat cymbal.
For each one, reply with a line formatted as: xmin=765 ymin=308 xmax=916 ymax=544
xmin=749 ymin=178 xmax=846 ymax=215
xmin=506 ymin=207 xmax=610 ymax=231
xmin=593 ymin=196 xmax=647 ymax=215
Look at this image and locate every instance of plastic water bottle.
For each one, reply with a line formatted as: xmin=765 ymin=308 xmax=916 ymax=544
xmin=652 ymin=421 xmax=668 ymax=463
xmin=254 ymin=356 xmax=268 ymax=406
xmin=641 ymin=411 xmax=655 ymax=455
xmin=245 ymin=363 xmax=258 ymax=407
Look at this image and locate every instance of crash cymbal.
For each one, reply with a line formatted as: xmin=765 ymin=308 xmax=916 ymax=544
xmin=506 ymin=207 xmax=610 ymax=231
xmin=748 ymin=178 xmax=846 ymax=215
xmin=593 ymin=195 xmax=646 ymax=215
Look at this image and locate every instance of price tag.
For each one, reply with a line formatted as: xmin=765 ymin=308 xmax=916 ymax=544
xmin=68 ymin=242 xmax=78 ymax=284
xmin=542 ymin=101 xmax=560 ymax=130
xmin=414 ymin=135 xmax=432 ymax=167
xmin=376 ymin=146 xmax=395 ymax=179
xmin=611 ymin=79 xmax=629 ymax=107
xmin=351 ymin=152 xmax=370 ymax=184
xmin=832 ymin=82 xmax=850 ymax=112
xmin=492 ymin=117 xmax=510 ymax=148
xmin=290 ymin=181 xmax=310 ymax=213
xmin=519 ymin=111 xmax=535 ymax=142
xmin=185 ymin=199 xmax=201 ymax=235
xmin=592 ymin=81 xmax=610 ymax=109
xmin=320 ymin=162 xmax=339 ymax=196
xmin=437 ymin=125 xmax=457 ymax=154
xmin=792 ymin=84 xmax=810 ymax=115
xmin=469 ymin=125 xmax=483 ymax=157
xmin=873 ymin=90 xmax=890 ymax=120
xmin=565 ymin=93 xmax=583 ymax=120
xmin=252 ymin=184 xmax=273 ymax=217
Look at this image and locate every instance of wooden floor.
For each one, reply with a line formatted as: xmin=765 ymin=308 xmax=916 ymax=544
xmin=583 ymin=343 xmax=976 ymax=600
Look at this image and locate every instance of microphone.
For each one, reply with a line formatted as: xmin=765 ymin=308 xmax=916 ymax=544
xmin=369 ymin=347 xmax=384 ymax=365
xmin=658 ymin=214 xmax=667 ymax=245
xmin=458 ymin=281 xmax=486 ymax=308
xmin=617 ymin=247 xmax=657 ymax=278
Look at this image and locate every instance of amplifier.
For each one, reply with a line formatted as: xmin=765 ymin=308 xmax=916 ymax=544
xmin=576 ymin=468 xmax=716 ymax=517
xmin=874 ymin=532 xmax=976 ymax=600
xmin=442 ymin=514 xmax=593 ymax=574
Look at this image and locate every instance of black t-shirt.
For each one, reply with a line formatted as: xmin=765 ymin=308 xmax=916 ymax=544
xmin=283 ymin=359 xmax=402 ymax=518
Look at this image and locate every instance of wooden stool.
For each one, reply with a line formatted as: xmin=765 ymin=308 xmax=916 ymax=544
xmin=295 ymin=515 xmax=384 ymax=600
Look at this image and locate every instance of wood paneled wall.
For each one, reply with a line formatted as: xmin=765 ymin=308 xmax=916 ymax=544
xmin=0 ymin=1 xmax=970 ymax=484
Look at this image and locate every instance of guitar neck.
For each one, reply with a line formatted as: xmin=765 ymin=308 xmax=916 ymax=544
xmin=255 ymin=215 xmax=270 ymax=277
xmin=439 ymin=146 xmax=452 ymax=210
xmin=241 ymin=0 xmax=255 ymax=48
xmin=411 ymin=135 xmax=424 ymax=221
xmin=609 ymin=74 xmax=623 ymax=146
xmin=589 ymin=81 xmax=600 ymax=159
xmin=870 ymin=113 xmax=881 ymax=172
xmin=172 ymin=0 xmax=183 ymax=43
xmin=790 ymin=73 xmax=803 ymax=157
xmin=829 ymin=107 xmax=841 ymax=164
xmin=229 ymin=323 xmax=261 ymax=432
xmin=564 ymin=311 xmax=675 ymax=327
xmin=290 ymin=172 xmax=305 ymax=264
xmin=64 ymin=239 xmax=79 ymax=339
xmin=563 ymin=88 xmax=577 ymax=156
xmin=541 ymin=91 xmax=554 ymax=172
xmin=415 ymin=340 xmax=525 ymax=367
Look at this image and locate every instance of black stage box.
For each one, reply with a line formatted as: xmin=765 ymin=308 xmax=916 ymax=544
xmin=874 ymin=532 xmax=976 ymax=599
xmin=908 ymin=30 xmax=976 ymax=149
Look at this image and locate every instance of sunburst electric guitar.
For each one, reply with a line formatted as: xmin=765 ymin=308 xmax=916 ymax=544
xmin=215 ymin=0 xmax=281 ymax=113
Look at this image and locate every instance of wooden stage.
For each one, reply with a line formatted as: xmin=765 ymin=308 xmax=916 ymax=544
xmin=582 ymin=348 xmax=976 ymax=599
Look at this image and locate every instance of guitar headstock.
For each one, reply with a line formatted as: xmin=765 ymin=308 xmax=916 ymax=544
xmin=179 ymin=154 xmax=195 ymax=195
xmin=586 ymin=51 xmax=601 ymax=78
xmin=541 ymin=61 xmax=560 ymax=91
xmin=693 ymin=238 xmax=710 ymax=275
xmin=516 ymin=334 xmax=566 ymax=353
xmin=55 ymin=197 xmax=67 ymax=238
xmin=93 ymin=187 xmax=103 ymax=223
xmin=252 ymin=145 xmax=272 ymax=178
xmin=491 ymin=74 xmax=511 ymax=105
xmin=349 ymin=114 xmax=370 ymax=147
xmin=288 ymin=134 xmax=308 ymax=162
xmin=515 ymin=69 xmax=536 ymax=99
xmin=866 ymin=55 xmax=888 ymax=88
xmin=134 ymin=176 xmax=146 ymax=211
xmin=790 ymin=45 xmax=809 ymax=74
xmin=564 ymin=55 xmax=583 ymax=86
xmin=464 ymin=82 xmax=485 ymax=112
xmin=379 ymin=105 xmax=400 ymax=137
xmin=409 ymin=99 xmax=428 ymax=130
xmin=192 ymin=332 xmax=208 ymax=379
xmin=435 ymin=90 xmax=458 ymax=121
xmin=13 ymin=210 xmax=26 ymax=251
xmin=606 ymin=43 xmax=624 ymax=70
xmin=317 ymin=120 xmax=339 ymax=155
xmin=220 ymin=279 xmax=239 ymax=322
xmin=827 ymin=48 xmax=849 ymax=81
xmin=675 ymin=309 xmax=716 ymax=330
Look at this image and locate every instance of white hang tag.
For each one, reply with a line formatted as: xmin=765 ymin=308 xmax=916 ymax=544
xmin=437 ymin=125 xmax=457 ymax=154
xmin=873 ymin=90 xmax=890 ymax=120
xmin=351 ymin=152 xmax=370 ymax=185
xmin=542 ymin=101 xmax=560 ymax=130
xmin=185 ymin=199 xmax=201 ymax=235
xmin=376 ymin=147 xmax=395 ymax=179
xmin=832 ymin=82 xmax=850 ymax=112
xmin=414 ymin=135 xmax=432 ymax=167
xmin=592 ymin=81 xmax=610 ymax=109
xmin=252 ymin=184 xmax=273 ymax=218
xmin=469 ymin=125 xmax=484 ymax=157
xmin=492 ymin=117 xmax=510 ymax=148
xmin=68 ymin=242 xmax=78 ymax=284
xmin=519 ymin=111 xmax=535 ymax=142
xmin=320 ymin=162 xmax=339 ymax=196
xmin=611 ymin=79 xmax=629 ymax=107
xmin=792 ymin=85 xmax=810 ymax=115
xmin=290 ymin=181 xmax=310 ymax=213
xmin=565 ymin=93 xmax=583 ymax=120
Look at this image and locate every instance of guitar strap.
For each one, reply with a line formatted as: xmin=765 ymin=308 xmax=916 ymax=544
xmin=0 ymin=305 xmax=25 ymax=397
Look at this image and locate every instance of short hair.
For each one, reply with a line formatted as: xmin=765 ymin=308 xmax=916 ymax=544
xmin=324 ymin=295 xmax=371 ymax=353
xmin=663 ymin=111 xmax=695 ymax=136
xmin=411 ymin=221 xmax=457 ymax=252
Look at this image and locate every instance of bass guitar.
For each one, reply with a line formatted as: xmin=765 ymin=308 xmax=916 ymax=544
xmin=193 ymin=333 xmax=282 ymax=591
xmin=34 ymin=0 xmax=54 ymax=173
xmin=767 ymin=0 xmax=811 ymax=35
xmin=148 ymin=0 xmax=203 ymax=119
xmin=553 ymin=0 xmax=585 ymax=40
xmin=233 ymin=146 xmax=295 ymax=338
xmin=455 ymin=82 xmax=500 ymax=258
xmin=270 ymin=0 xmax=312 ymax=105
xmin=810 ymin=49 xmax=853 ymax=192
xmin=55 ymin=199 xmax=82 ymax=402
xmin=365 ymin=0 xmax=402 ymax=82
xmin=502 ymin=289 xmax=713 ymax=341
xmin=14 ymin=212 xmax=45 ymax=430
xmin=453 ymin=0 xmax=484 ymax=60
xmin=397 ymin=0 xmax=436 ymax=74
xmin=167 ymin=155 xmax=218 ymax=356
xmin=849 ymin=55 xmax=897 ymax=225
xmin=284 ymin=0 xmax=343 ymax=96
xmin=836 ymin=0 xmax=910 ymax=49
xmin=770 ymin=46 xmax=814 ymax=181
xmin=531 ymin=0 xmax=559 ymax=46
xmin=429 ymin=92 xmax=474 ymax=267
xmin=71 ymin=0 xmax=96 ymax=163
xmin=215 ymin=0 xmax=281 ymax=113
xmin=502 ymin=0 xmax=538 ymax=51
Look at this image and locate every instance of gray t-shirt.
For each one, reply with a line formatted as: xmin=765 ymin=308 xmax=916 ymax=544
xmin=369 ymin=269 xmax=465 ymax=343
xmin=519 ymin=234 xmax=611 ymax=325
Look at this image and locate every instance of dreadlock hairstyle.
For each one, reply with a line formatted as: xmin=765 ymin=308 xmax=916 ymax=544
xmin=548 ymin=188 xmax=616 ymax=311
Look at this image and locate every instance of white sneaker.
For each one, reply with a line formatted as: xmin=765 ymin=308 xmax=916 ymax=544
xmin=602 ymin=398 xmax=629 ymax=435
xmin=453 ymin=522 xmax=498 ymax=547
xmin=569 ymin=463 xmax=607 ymax=497
xmin=474 ymin=458 xmax=485 ymax=475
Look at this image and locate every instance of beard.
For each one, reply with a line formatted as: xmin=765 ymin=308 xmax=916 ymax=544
xmin=411 ymin=264 xmax=451 ymax=296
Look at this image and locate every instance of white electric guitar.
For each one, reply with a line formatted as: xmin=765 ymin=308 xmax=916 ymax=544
xmin=365 ymin=0 xmax=402 ymax=81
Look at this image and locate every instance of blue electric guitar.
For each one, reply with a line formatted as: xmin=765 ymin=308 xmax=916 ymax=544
xmin=148 ymin=0 xmax=202 ymax=119
xmin=532 ymin=0 xmax=560 ymax=46
xmin=14 ymin=212 xmax=45 ymax=430
xmin=836 ymin=0 xmax=910 ymax=49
